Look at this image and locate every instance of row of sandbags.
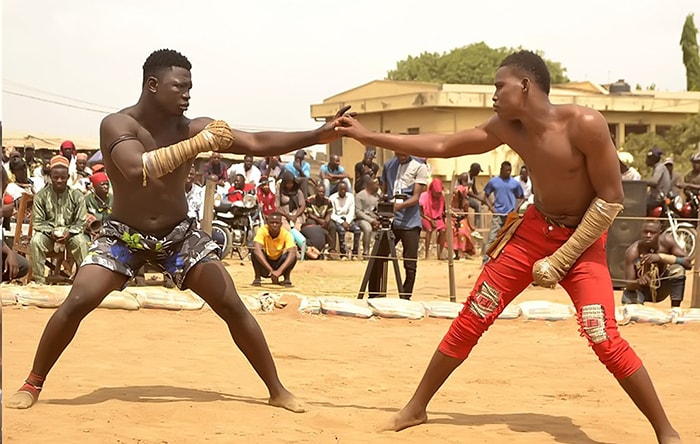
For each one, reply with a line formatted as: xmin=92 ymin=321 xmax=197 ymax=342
xmin=297 ymin=296 xmax=700 ymax=325
xmin=4 ymin=285 xmax=700 ymax=325
xmin=0 ymin=284 xmax=281 ymax=313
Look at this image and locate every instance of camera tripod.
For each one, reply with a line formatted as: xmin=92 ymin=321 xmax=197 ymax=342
xmin=357 ymin=221 xmax=404 ymax=299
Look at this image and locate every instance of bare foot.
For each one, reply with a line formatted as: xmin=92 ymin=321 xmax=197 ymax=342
xmin=379 ymin=407 xmax=428 ymax=432
xmin=658 ymin=432 xmax=682 ymax=444
xmin=6 ymin=390 xmax=39 ymax=409
xmin=268 ymin=391 xmax=307 ymax=413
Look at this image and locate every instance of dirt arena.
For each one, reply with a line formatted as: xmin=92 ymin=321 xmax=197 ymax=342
xmin=3 ymin=258 xmax=699 ymax=443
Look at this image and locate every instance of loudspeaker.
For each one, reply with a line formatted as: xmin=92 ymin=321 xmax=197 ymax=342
xmin=606 ymin=181 xmax=647 ymax=288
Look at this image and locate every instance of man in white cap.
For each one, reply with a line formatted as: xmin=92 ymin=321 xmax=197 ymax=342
xmin=617 ymin=151 xmax=641 ymax=180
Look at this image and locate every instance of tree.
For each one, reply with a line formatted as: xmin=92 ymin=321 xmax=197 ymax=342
xmin=387 ymin=42 xmax=569 ymax=85
xmin=681 ymin=13 xmax=700 ymax=91
xmin=623 ymin=113 xmax=700 ymax=175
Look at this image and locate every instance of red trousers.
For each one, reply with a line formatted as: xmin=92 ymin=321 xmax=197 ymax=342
xmin=439 ymin=206 xmax=642 ymax=379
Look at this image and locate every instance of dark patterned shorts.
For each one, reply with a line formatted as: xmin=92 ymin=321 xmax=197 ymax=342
xmin=83 ymin=218 xmax=221 ymax=289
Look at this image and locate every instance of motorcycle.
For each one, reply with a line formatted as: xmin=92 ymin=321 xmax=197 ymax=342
xmin=648 ymin=191 xmax=697 ymax=257
xmin=212 ymin=189 xmax=262 ymax=260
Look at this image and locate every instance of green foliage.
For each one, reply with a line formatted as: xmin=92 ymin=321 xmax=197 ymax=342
xmin=680 ymin=13 xmax=700 ymax=91
xmin=387 ymin=42 xmax=569 ymax=85
xmin=623 ymin=113 xmax=700 ymax=175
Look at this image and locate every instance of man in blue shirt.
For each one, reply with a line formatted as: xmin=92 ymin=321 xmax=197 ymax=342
xmin=483 ymin=161 xmax=524 ymax=263
xmin=375 ymin=152 xmax=428 ymax=299
xmin=284 ymin=149 xmax=312 ymax=198
xmin=319 ymin=154 xmax=352 ymax=196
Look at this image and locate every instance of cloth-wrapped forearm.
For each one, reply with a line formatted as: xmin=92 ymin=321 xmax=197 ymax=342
xmin=142 ymin=120 xmax=234 ymax=185
xmin=532 ymin=198 xmax=623 ymax=287
xmin=657 ymin=253 xmax=678 ymax=265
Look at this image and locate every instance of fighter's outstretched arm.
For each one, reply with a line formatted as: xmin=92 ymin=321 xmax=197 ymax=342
xmin=335 ymin=115 xmax=503 ymax=158
xmin=191 ymin=106 xmax=352 ymax=158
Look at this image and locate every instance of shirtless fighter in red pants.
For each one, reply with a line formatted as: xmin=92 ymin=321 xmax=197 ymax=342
xmin=336 ymin=50 xmax=681 ymax=443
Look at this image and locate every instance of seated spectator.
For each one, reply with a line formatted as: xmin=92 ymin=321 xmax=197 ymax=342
xmin=84 ymin=171 xmax=113 ymax=239
xmin=354 ymin=149 xmax=379 ymax=193
xmin=260 ymin=156 xmax=284 ymax=192
xmin=2 ymin=166 xmax=29 ymax=282
xmin=251 ymin=212 xmax=297 ymax=287
xmin=228 ymin=154 xmax=261 ymax=186
xmin=303 ymin=183 xmax=337 ymax=255
xmin=257 ymin=176 xmax=277 ymax=218
xmin=184 ymin=166 xmax=204 ymax=222
xmin=420 ymin=178 xmax=447 ymax=260
xmin=203 ymin=152 xmax=229 ymax=187
xmin=330 ymin=182 xmax=360 ymax=259
xmin=320 ymin=154 xmax=351 ymax=197
xmin=284 ymin=150 xmax=312 ymax=198
xmin=4 ymin=150 xmax=22 ymax=182
xmin=276 ymin=171 xmax=307 ymax=253
xmin=622 ymin=219 xmax=690 ymax=308
xmin=68 ymin=153 xmax=92 ymax=193
xmin=6 ymin=157 xmax=37 ymax=200
xmin=29 ymin=155 xmax=90 ymax=284
xmin=227 ymin=174 xmax=256 ymax=203
xmin=276 ymin=171 xmax=305 ymax=228
xmin=354 ymin=177 xmax=380 ymax=259
xmin=23 ymin=143 xmax=43 ymax=178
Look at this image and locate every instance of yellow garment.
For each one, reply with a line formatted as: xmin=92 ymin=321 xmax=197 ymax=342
xmin=254 ymin=225 xmax=295 ymax=260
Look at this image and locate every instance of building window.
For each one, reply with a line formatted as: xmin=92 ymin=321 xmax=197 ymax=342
xmin=407 ymin=127 xmax=420 ymax=135
xmin=329 ymin=139 xmax=342 ymax=157
xmin=625 ymin=124 xmax=649 ymax=137
xmin=655 ymin=125 xmax=672 ymax=137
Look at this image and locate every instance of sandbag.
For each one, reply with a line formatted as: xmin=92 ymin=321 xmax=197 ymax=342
xmin=1 ymin=286 xmax=17 ymax=305
xmin=126 ymin=287 xmax=205 ymax=310
xmin=518 ymin=300 xmax=574 ymax=321
xmin=298 ymin=296 xmax=321 ymax=315
xmin=497 ymin=303 xmax=521 ymax=320
xmin=367 ymin=298 xmax=425 ymax=320
xmin=421 ymin=301 xmax=463 ymax=319
xmin=240 ymin=295 xmax=262 ymax=312
xmin=615 ymin=306 xmax=631 ymax=326
xmin=319 ymin=297 xmax=373 ymax=318
xmin=98 ymin=290 xmax=140 ymax=310
xmin=622 ymin=305 xmax=671 ymax=325
xmin=14 ymin=285 xmax=69 ymax=308
xmin=672 ymin=308 xmax=700 ymax=324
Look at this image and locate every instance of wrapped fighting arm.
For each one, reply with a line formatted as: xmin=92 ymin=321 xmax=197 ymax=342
xmin=532 ymin=198 xmax=623 ymax=287
xmin=141 ymin=120 xmax=234 ymax=185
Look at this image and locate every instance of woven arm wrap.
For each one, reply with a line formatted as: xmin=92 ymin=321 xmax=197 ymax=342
xmin=141 ymin=120 xmax=234 ymax=185
xmin=532 ymin=198 xmax=623 ymax=287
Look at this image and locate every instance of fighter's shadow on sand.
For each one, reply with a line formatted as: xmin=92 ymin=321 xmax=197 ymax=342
xmin=47 ymin=385 xmax=611 ymax=444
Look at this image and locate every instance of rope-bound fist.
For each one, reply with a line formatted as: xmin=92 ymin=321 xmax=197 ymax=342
xmin=203 ymin=120 xmax=234 ymax=151
xmin=532 ymin=256 xmax=567 ymax=288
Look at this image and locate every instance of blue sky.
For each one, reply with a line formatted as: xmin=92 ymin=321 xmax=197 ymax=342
xmin=3 ymin=0 xmax=699 ymax=145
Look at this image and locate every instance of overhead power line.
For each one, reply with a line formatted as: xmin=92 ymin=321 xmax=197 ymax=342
xmin=3 ymin=79 xmax=118 ymax=109
xmin=3 ymin=89 xmax=113 ymax=114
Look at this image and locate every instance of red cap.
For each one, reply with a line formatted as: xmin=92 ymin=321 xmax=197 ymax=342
xmin=89 ymin=172 xmax=109 ymax=187
xmin=60 ymin=140 xmax=75 ymax=149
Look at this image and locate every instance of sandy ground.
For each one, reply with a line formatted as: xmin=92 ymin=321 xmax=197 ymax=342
xmin=3 ymin=257 xmax=699 ymax=444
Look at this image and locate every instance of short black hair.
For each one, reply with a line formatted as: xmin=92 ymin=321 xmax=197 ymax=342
xmin=142 ymin=49 xmax=192 ymax=85
xmin=499 ymin=50 xmax=551 ymax=95
xmin=268 ymin=211 xmax=284 ymax=220
xmin=501 ymin=161 xmax=512 ymax=168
